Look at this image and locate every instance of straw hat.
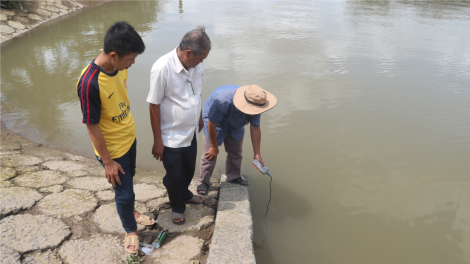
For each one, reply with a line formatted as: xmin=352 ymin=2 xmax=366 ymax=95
xmin=233 ymin=85 xmax=277 ymax=115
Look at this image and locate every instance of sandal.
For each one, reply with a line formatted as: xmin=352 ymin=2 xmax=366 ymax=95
xmin=172 ymin=212 xmax=185 ymax=225
xmin=124 ymin=235 xmax=139 ymax=254
xmin=197 ymin=183 xmax=209 ymax=195
xmin=135 ymin=213 xmax=155 ymax=226
xmin=228 ymin=177 xmax=249 ymax=186
xmin=186 ymin=194 xmax=205 ymax=204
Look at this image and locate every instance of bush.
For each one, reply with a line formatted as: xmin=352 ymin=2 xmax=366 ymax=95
xmin=1 ymin=0 xmax=21 ymax=10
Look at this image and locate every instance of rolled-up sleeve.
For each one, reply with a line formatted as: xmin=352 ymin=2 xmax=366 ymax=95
xmin=208 ymin=99 xmax=226 ymax=125
xmin=147 ymin=66 xmax=167 ymax=105
xmin=249 ymin=114 xmax=261 ymax=128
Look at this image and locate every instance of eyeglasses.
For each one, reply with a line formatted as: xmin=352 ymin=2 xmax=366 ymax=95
xmin=187 ymin=79 xmax=195 ymax=95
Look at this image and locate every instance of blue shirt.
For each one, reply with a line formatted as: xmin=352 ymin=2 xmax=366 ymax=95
xmin=203 ymin=85 xmax=261 ymax=146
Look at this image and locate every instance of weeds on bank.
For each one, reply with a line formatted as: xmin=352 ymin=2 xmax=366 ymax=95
xmin=0 ymin=0 xmax=22 ymax=10
xmin=123 ymin=254 xmax=143 ymax=264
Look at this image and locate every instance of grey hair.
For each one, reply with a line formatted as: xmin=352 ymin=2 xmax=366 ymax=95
xmin=179 ymin=26 xmax=211 ymax=56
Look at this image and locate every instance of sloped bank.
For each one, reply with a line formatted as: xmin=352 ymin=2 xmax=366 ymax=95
xmin=0 ymin=0 xmax=102 ymax=44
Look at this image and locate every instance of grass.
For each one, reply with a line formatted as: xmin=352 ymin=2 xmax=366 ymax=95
xmin=0 ymin=0 xmax=22 ymax=10
xmin=123 ymin=254 xmax=144 ymax=264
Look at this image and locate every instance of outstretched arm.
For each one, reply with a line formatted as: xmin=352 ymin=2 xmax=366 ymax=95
xmin=86 ymin=124 xmax=124 ymax=187
xmin=250 ymin=124 xmax=264 ymax=165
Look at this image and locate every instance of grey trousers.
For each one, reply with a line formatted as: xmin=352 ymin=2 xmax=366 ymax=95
xmin=198 ymin=133 xmax=244 ymax=186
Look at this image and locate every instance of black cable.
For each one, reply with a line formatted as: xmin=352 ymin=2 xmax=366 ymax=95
xmin=263 ymin=175 xmax=272 ymax=219
xmin=262 ymin=174 xmax=272 ymax=248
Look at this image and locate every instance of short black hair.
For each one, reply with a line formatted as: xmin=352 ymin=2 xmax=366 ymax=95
xmin=103 ymin=21 xmax=145 ymax=57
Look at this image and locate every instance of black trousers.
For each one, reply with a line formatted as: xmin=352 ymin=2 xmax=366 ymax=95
xmin=162 ymin=134 xmax=197 ymax=214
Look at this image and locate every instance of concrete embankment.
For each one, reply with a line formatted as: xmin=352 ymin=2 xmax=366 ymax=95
xmin=0 ymin=122 xmax=220 ymax=263
xmin=208 ymin=175 xmax=256 ymax=264
xmin=0 ymin=0 xmax=99 ymax=44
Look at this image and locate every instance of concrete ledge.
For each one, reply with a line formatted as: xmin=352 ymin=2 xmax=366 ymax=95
xmin=207 ymin=175 xmax=255 ymax=264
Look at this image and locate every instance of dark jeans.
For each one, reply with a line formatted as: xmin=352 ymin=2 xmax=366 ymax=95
xmin=162 ymin=134 xmax=197 ymax=214
xmin=96 ymin=139 xmax=137 ymax=233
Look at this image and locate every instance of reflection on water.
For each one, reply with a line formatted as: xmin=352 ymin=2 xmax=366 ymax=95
xmin=1 ymin=0 xmax=470 ymax=263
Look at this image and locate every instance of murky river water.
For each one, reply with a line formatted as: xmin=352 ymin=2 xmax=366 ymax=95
xmin=2 ymin=0 xmax=470 ymax=263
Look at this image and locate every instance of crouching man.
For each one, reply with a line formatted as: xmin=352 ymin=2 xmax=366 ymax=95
xmin=76 ymin=21 xmax=154 ymax=254
xmin=197 ymin=85 xmax=277 ymax=195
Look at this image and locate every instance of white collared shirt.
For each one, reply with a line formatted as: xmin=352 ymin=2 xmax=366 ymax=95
xmin=147 ymin=48 xmax=205 ymax=148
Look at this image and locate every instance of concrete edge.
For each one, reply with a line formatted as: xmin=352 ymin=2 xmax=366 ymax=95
xmin=207 ymin=175 xmax=256 ymax=264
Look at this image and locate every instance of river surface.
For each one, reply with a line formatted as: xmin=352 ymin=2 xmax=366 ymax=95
xmin=1 ymin=0 xmax=470 ymax=263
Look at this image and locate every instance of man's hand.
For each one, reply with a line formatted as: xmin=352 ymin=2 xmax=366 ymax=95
xmin=205 ymin=146 xmax=219 ymax=161
xmin=254 ymin=154 xmax=264 ymax=166
xmin=104 ymin=160 xmax=124 ymax=187
xmin=152 ymin=139 xmax=164 ymax=161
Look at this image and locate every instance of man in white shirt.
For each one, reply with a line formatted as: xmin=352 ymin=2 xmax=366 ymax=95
xmin=147 ymin=27 xmax=210 ymax=225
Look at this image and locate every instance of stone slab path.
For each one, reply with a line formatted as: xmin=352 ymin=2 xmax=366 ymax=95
xmin=0 ymin=123 xmax=220 ymax=263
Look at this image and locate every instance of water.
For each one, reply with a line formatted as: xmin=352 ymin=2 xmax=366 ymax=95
xmin=1 ymin=1 xmax=470 ymax=263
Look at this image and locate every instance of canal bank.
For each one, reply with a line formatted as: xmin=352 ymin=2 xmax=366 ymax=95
xmin=1 ymin=121 xmax=228 ymax=263
xmin=0 ymin=0 xmax=103 ymax=44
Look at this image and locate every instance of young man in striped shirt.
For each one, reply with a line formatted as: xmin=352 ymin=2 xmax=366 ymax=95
xmin=76 ymin=21 xmax=153 ymax=254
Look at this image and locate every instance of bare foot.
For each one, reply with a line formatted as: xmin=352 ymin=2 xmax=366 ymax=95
xmin=173 ymin=217 xmax=184 ymax=223
xmin=134 ymin=210 xmax=141 ymax=220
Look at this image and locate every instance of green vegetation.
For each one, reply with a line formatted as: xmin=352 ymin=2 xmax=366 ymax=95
xmin=0 ymin=0 xmax=22 ymax=10
xmin=123 ymin=254 xmax=143 ymax=264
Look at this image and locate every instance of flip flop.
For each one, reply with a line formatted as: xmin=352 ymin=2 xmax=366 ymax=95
xmin=186 ymin=194 xmax=205 ymax=204
xmin=228 ymin=177 xmax=249 ymax=186
xmin=135 ymin=213 xmax=155 ymax=226
xmin=124 ymin=234 xmax=139 ymax=254
xmin=172 ymin=212 xmax=185 ymax=225
xmin=197 ymin=183 xmax=209 ymax=195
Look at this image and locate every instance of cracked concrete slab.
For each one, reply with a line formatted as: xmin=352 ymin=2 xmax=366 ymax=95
xmin=37 ymin=189 xmax=98 ymax=218
xmin=44 ymin=5 xmax=60 ymax=13
xmin=96 ymin=190 xmax=115 ymax=201
xmin=13 ymin=170 xmax=69 ymax=188
xmin=39 ymin=185 xmax=64 ymax=193
xmin=22 ymin=250 xmax=62 ymax=264
xmin=0 ymin=25 xmax=15 ymax=34
xmin=146 ymin=197 xmax=170 ymax=211
xmin=0 ymin=141 xmax=21 ymax=151
xmin=34 ymin=8 xmax=52 ymax=17
xmin=42 ymin=160 xmax=104 ymax=177
xmin=58 ymin=234 xmax=124 ymax=263
xmin=0 ymin=9 xmax=15 ymax=15
xmin=16 ymin=166 xmax=40 ymax=174
xmin=0 ymin=243 xmax=21 ymax=263
xmin=157 ymin=204 xmax=214 ymax=233
xmin=7 ymin=20 xmax=25 ymax=30
xmin=150 ymin=235 xmax=203 ymax=264
xmin=28 ymin=14 xmax=43 ymax=21
xmin=67 ymin=176 xmax=112 ymax=191
xmin=0 ymin=187 xmax=43 ymax=216
xmin=63 ymin=153 xmax=91 ymax=162
xmin=0 ymin=180 xmax=13 ymax=188
xmin=134 ymin=183 xmax=166 ymax=202
xmin=0 ymin=167 xmax=17 ymax=181
xmin=22 ymin=147 xmax=66 ymax=162
xmin=92 ymin=202 xmax=151 ymax=234
xmin=1 ymin=155 xmax=44 ymax=168
xmin=0 ymin=214 xmax=71 ymax=254
xmin=134 ymin=171 xmax=165 ymax=188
